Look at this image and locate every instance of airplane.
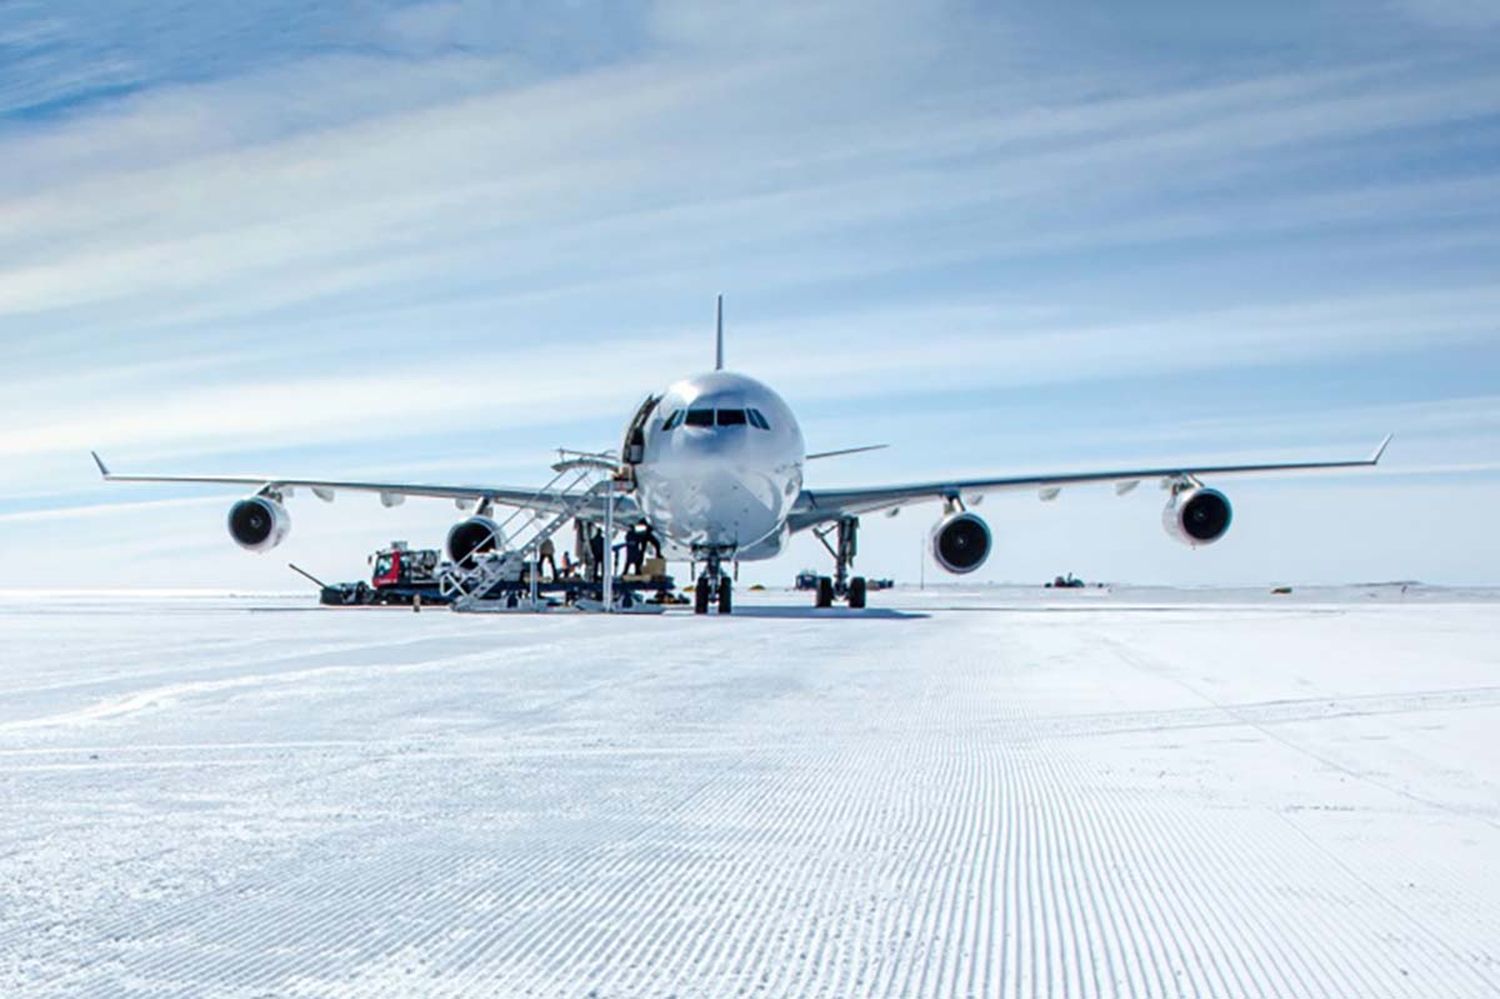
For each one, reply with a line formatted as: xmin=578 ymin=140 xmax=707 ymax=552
xmin=92 ymin=298 xmax=1391 ymax=614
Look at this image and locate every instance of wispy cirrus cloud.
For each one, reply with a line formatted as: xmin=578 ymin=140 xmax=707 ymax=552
xmin=2 ymin=0 xmax=1498 ymax=584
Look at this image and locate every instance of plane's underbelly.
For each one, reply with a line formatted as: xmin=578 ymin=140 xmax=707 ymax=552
xmin=635 ymin=460 xmax=796 ymax=559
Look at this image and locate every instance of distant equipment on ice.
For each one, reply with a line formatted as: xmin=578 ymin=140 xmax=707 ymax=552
xmin=291 ymin=540 xmax=453 ymax=607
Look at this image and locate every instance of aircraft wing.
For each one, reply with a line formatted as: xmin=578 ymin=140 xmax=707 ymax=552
xmin=789 ymin=435 xmax=1391 ymax=529
xmin=90 ymin=452 xmax=610 ymax=518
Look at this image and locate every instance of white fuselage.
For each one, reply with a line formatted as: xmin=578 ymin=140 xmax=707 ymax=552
xmin=632 ymin=371 xmax=805 ymax=562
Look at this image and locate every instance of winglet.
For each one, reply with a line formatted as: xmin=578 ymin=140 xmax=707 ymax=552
xmin=714 ymin=293 xmax=724 ymax=372
xmin=1371 ymin=433 xmax=1393 ymax=464
xmin=90 ymin=450 xmax=111 ymax=478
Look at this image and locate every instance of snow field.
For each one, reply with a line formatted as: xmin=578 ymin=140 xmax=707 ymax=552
xmin=1 ymin=589 xmax=1498 ymax=996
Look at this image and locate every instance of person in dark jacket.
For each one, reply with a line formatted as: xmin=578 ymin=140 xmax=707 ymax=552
xmin=633 ymin=519 xmax=662 ymax=560
xmin=589 ymin=527 xmax=606 ymax=582
xmin=537 ymin=537 xmax=557 ymax=581
xmin=624 ymin=530 xmax=644 ymax=577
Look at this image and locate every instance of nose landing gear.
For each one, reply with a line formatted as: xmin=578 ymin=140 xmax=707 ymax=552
xmin=693 ymin=549 xmax=733 ymax=615
xmin=814 ymin=516 xmax=867 ymax=609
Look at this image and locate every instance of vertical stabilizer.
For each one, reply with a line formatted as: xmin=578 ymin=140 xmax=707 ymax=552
xmin=715 ymin=294 xmax=724 ymax=371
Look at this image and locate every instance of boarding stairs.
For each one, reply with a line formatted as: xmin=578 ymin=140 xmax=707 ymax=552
xmin=441 ymin=454 xmax=616 ymax=613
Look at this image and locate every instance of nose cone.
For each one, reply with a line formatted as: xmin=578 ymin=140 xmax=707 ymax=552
xmin=636 ymin=430 xmax=801 ymax=551
xmin=636 ymin=370 xmax=805 ymax=552
xmin=640 ymin=451 xmax=790 ymax=550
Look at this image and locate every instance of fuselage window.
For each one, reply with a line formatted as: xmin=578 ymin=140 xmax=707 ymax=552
xmin=747 ymin=408 xmax=770 ymax=430
xmin=661 ymin=410 xmax=682 ymax=431
xmin=716 ymin=408 xmax=747 ymax=426
xmin=685 ymin=409 xmax=714 ymax=428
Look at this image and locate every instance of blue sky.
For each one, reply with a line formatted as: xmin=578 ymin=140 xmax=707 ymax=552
xmin=2 ymin=0 xmax=1498 ymax=588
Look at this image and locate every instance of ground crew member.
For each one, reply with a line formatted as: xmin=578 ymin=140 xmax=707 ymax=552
xmin=624 ymin=530 xmax=644 ymax=577
xmin=634 ymin=519 xmax=662 ymax=560
xmin=589 ymin=528 xmax=605 ymax=581
xmin=538 ymin=537 xmax=557 ymax=580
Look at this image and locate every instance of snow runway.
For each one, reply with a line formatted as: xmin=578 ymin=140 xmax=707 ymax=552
xmin=2 ymin=589 xmax=1499 ymax=997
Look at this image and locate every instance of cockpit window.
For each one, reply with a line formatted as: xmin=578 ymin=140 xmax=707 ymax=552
xmin=676 ymin=407 xmax=769 ymax=429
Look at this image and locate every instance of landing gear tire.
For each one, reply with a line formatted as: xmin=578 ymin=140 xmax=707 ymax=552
xmin=693 ymin=550 xmax=732 ymax=616
xmin=816 ymin=576 xmax=834 ymax=609
xmin=848 ymin=576 xmax=867 ymax=609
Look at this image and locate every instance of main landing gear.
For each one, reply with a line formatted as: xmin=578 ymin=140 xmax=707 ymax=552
xmin=693 ymin=549 xmax=733 ymax=615
xmin=813 ymin=516 xmax=867 ymax=609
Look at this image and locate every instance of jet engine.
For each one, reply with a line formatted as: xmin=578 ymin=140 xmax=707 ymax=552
xmin=931 ymin=511 xmax=992 ymax=574
xmin=1163 ymin=486 xmax=1233 ymax=547
xmin=227 ymin=496 xmax=290 ymax=552
xmin=447 ymin=516 xmax=503 ymax=565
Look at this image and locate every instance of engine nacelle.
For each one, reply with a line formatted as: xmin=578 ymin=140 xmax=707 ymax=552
xmin=447 ymin=516 xmax=504 ymax=565
xmin=227 ymin=496 xmax=290 ymax=552
xmin=931 ymin=511 xmax=992 ymax=574
xmin=1164 ymin=486 xmax=1233 ymax=547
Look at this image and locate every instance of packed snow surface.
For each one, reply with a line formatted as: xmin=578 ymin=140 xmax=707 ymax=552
xmin=2 ymin=586 xmax=1499 ymax=997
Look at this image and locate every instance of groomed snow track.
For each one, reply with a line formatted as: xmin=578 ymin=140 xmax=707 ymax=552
xmin=2 ymin=589 xmax=1499 ymax=997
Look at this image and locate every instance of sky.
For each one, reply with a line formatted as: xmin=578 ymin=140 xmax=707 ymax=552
xmin=1 ymin=0 xmax=1498 ymax=589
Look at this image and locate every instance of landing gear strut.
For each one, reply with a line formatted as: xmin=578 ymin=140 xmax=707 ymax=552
xmin=693 ymin=549 xmax=733 ymax=615
xmin=814 ymin=516 xmax=867 ymax=609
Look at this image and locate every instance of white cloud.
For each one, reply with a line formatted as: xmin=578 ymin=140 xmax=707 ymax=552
xmin=5 ymin=283 xmax=1496 ymax=472
xmin=0 ymin=496 xmax=217 ymax=525
xmin=3 ymin=2 xmax=1499 ymax=584
xmin=1391 ymin=0 xmax=1500 ymax=29
xmin=4 ymin=42 xmax=1498 ymax=330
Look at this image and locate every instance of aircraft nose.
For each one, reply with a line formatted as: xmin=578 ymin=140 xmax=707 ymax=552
xmin=678 ymin=425 xmax=749 ymax=458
